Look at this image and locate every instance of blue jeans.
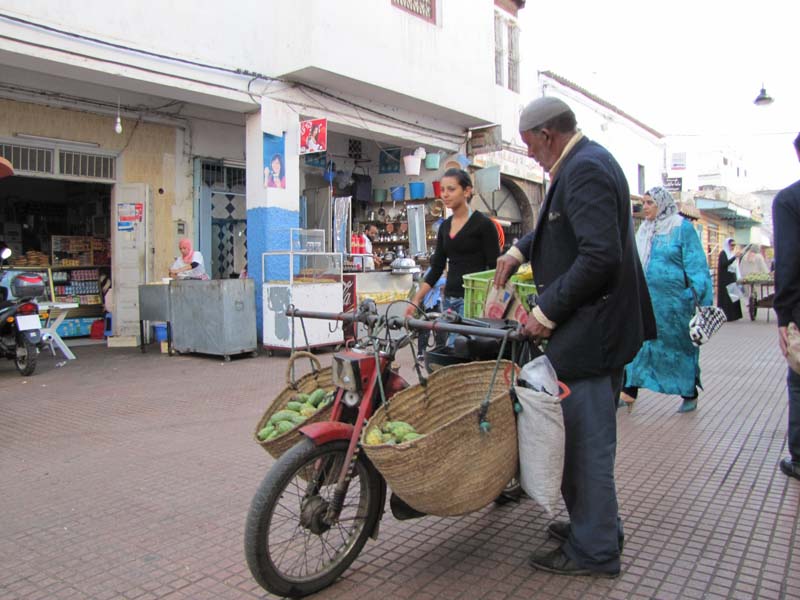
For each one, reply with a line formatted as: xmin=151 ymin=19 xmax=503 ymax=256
xmin=444 ymin=296 xmax=464 ymax=347
xmin=788 ymin=368 xmax=800 ymax=463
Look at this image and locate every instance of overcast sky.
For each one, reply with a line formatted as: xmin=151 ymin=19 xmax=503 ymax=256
xmin=519 ymin=1 xmax=799 ymax=191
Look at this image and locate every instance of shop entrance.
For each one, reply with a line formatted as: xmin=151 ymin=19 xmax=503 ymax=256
xmin=0 ymin=176 xmax=112 ymax=342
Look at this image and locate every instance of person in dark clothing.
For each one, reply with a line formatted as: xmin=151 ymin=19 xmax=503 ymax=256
xmin=494 ymin=97 xmax=656 ymax=578
xmin=406 ymin=168 xmax=499 ymax=318
xmin=773 ymin=131 xmax=800 ymax=482
xmin=717 ymin=237 xmax=743 ymax=322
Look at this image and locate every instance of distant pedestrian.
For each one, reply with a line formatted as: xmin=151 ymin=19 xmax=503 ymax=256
xmin=772 ymin=131 xmax=800 ymax=482
xmin=620 ymin=187 xmax=713 ymax=414
xmin=717 ymin=238 xmax=743 ymax=321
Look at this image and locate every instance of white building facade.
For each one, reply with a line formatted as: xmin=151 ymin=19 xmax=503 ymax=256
xmin=0 ymin=0 xmax=537 ymax=341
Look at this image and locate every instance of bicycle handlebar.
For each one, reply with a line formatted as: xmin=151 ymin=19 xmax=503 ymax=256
xmin=285 ymin=306 xmax=528 ymax=343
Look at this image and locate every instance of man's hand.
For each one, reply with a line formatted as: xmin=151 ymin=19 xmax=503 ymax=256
xmin=524 ymin=315 xmax=552 ymax=343
xmin=494 ymin=254 xmax=521 ymax=288
xmin=404 ymin=303 xmax=418 ymax=319
xmin=779 ymin=326 xmax=788 ymax=356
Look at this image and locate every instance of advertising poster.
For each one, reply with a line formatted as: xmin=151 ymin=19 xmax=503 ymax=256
xmin=299 ymin=118 xmax=327 ymax=155
xmin=263 ymin=133 xmax=286 ymax=189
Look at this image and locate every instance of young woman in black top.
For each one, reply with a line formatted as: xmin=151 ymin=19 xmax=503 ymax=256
xmin=406 ymin=168 xmax=499 ymax=318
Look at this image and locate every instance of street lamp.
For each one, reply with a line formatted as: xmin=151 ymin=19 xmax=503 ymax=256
xmin=753 ymin=84 xmax=774 ymax=106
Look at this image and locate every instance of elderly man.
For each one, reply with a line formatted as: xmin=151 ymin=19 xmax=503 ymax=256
xmin=773 ymin=132 xmax=800 ymax=482
xmin=495 ymin=97 xmax=655 ymax=577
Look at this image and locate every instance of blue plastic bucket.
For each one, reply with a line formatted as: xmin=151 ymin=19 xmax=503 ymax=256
xmin=408 ymin=181 xmax=426 ymax=199
xmin=390 ymin=185 xmax=405 ymax=201
xmin=153 ymin=323 xmax=167 ymax=342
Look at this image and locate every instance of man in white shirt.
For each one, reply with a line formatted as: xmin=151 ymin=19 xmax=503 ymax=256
xmin=362 ymin=225 xmax=382 ymax=271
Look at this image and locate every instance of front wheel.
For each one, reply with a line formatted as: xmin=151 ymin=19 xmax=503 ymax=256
xmin=244 ymin=437 xmax=382 ymax=598
xmin=15 ymin=336 xmax=37 ymax=376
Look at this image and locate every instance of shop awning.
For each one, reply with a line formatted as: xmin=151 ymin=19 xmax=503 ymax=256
xmin=695 ymin=198 xmax=761 ymax=227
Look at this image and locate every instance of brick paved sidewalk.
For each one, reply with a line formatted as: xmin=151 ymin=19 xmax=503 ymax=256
xmin=0 ymin=313 xmax=797 ymax=600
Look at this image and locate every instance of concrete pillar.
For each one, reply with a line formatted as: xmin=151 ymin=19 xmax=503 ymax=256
xmin=245 ymin=99 xmax=300 ymax=339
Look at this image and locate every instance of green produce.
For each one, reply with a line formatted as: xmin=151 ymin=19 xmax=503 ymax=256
xmin=288 ymin=413 xmax=307 ymax=426
xmin=269 ymin=410 xmax=301 ymax=425
xmin=296 ymin=393 xmax=311 ymax=403
xmin=286 ymin=401 xmax=303 ymax=412
xmin=300 ymin=403 xmax=317 ymax=417
xmin=400 ymin=432 xmax=423 ymax=443
xmin=276 ymin=420 xmax=295 ymax=434
xmin=365 ymin=429 xmax=383 ymax=446
xmin=257 ymin=425 xmax=275 ymax=441
xmin=307 ymin=388 xmax=326 ymax=407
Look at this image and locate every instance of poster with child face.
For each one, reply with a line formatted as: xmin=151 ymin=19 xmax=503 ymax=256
xmin=263 ymin=133 xmax=286 ymax=189
xmin=299 ymin=118 xmax=327 ymax=155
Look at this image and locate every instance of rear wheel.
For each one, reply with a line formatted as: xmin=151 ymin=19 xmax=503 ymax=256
xmin=244 ymin=438 xmax=382 ymax=598
xmin=15 ymin=336 xmax=37 ymax=376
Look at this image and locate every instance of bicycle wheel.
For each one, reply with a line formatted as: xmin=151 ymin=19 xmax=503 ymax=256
xmin=244 ymin=437 xmax=382 ymax=598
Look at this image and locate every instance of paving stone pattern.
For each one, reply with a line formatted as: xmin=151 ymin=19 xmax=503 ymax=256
xmin=0 ymin=313 xmax=797 ymax=600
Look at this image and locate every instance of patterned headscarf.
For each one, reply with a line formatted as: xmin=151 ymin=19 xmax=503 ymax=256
xmin=635 ymin=186 xmax=683 ymax=271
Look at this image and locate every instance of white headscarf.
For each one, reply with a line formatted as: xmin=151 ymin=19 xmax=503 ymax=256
xmin=723 ymin=238 xmax=742 ymax=279
xmin=636 ymin=186 xmax=683 ymax=271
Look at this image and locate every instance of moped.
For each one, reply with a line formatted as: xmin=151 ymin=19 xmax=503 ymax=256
xmin=0 ymin=247 xmax=49 ymax=376
xmin=244 ymin=300 xmax=526 ymax=598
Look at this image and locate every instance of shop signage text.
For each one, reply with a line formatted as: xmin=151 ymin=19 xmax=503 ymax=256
xmin=663 ymin=176 xmax=683 ymax=192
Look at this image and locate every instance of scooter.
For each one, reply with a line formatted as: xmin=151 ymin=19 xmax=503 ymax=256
xmin=244 ymin=300 xmax=526 ymax=598
xmin=0 ymin=246 xmax=49 ymax=376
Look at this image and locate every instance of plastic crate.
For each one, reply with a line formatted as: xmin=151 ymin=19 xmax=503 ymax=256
xmin=511 ymin=277 xmax=537 ymax=311
xmin=462 ymin=269 xmax=496 ymax=318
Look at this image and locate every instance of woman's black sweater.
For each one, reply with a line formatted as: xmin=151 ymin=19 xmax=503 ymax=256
xmin=424 ymin=210 xmax=500 ymax=298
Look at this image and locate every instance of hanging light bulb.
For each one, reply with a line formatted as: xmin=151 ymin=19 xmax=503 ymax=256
xmin=114 ymin=97 xmax=123 ymax=134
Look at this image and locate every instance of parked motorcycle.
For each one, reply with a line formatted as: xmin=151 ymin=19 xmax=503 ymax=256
xmin=0 ymin=246 xmax=49 ymax=375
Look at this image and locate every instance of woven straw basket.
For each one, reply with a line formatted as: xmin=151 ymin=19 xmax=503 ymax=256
xmin=254 ymin=351 xmax=335 ymax=460
xmin=362 ymin=360 xmax=518 ymax=516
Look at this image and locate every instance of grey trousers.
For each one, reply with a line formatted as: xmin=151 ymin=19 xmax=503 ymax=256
xmin=560 ymin=368 xmax=624 ymax=573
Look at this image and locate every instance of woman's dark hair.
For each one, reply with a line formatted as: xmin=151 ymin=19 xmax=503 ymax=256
xmin=441 ymin=168 xmax=473 ymax=200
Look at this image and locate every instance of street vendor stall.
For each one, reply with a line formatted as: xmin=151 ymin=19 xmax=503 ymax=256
xmin=738 ymin=273 xmax=775 ymax=321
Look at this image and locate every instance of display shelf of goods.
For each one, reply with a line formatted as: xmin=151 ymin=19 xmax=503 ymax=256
xmin=52 ymin=267 xmax=102 ymax=306
xmin=10 ymin=250 xmax=50 ymax=268
xmin=51 ymin=236 xmax=110 ymax=267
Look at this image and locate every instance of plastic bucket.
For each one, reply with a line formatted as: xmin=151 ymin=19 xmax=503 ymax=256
xmin=372 ymin=188 xmax=388 ymax=203
xmin=408 ymin=181 xmax=426 ymax=199
xmin=403 ymin=155 xmax=421 ymax=176
xmin=153 ymin=323 xmax=168 ymax=343
xmin=390 ymin=185 xmax=405 ymax=201
xmin=425 ymin=153 xmax=441 ymax=170
xmin=432 ymin=180 xmax=441 ymax=198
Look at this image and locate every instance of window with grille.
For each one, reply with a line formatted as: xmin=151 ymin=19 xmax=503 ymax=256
xmin=507 ymin=22 xmax=520 ymax=93
xmin=348 ymin=139 xmax=363 ymax=160
xmin=0 ymin=143 xmax=53 ymax=174
xmin=495 ymin=13 xmax=519 ymax=92
xmin=494 ymin=14 xmax=504 ymax=86
xmin=59 ymin=150 xmax=115 ymax=180
xmin=391 ymin=0 xmax=435 ymax=23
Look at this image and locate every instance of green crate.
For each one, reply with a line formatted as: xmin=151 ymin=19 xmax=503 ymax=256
xmin=511 ymin=277 xmax=537 ymax=311
xmin=462 ymin=269 xmax=496 ymax=318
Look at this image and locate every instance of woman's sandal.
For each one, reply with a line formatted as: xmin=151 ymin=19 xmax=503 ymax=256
xmin=619 ymin=392 xmax=636 ymax=414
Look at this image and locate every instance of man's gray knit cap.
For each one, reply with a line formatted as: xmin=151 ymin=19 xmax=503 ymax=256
xmin=519 ymin=97 xmax=572 ymax=131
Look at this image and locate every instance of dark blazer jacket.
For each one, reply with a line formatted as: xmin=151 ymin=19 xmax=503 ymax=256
xmin=773 ymin=178 xmax=800 ymax=327
xmin=516 ymin=136 xmax=656 ymax=380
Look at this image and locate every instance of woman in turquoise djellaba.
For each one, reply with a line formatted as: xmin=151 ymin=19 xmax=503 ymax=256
xmin=621 ymin=187 xmax=713 ymax=414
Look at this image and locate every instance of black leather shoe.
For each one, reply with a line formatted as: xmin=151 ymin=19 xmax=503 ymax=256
xmin=529 ymin=548 xmax=619 ymax=578
xmin=546 ymin=521 xmax=625 ymax=551
xmin=780 ymin=458 xmax=800 ymax=481
xmin=547 ymin=521 xmax=570 ymax=543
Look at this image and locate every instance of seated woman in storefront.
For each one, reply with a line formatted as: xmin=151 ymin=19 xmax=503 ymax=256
xmin=169 ymin=238 xmax=208 ymax=280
